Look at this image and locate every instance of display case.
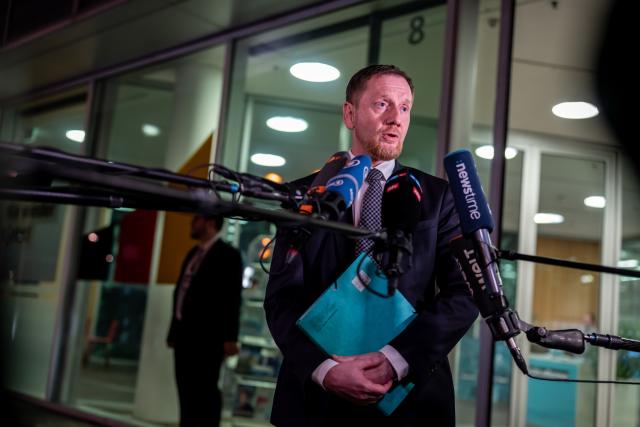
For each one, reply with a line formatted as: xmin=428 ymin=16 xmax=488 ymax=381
xmin=221 ymin=246 xmax=282 ymax=426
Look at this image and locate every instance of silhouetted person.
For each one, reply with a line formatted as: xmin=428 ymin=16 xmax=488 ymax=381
xmin=167 ymin=214 xmax=243 ymax=427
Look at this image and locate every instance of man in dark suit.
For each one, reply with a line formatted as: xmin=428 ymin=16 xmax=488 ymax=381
xmin=264 ymin=65 xmax=478 ymax=426
xmin=167 ymin=214 xmax=243 ymax=427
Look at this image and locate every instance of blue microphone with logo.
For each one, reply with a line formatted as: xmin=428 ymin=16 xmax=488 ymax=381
xmin=444 ymin=149 xmax=528 ymax=375
xmin=285 ymin=154 xmax=370 ymax=265
xmin=319 ymin=154 xmax=371 ymax=221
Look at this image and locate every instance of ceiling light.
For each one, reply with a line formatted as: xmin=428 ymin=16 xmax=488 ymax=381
xmin=264 ymin=172 xmax=284 ymax=184
xmin=552 ymin=102 xmax=599 ymax=119
xmin=142 ymin=124 xmax=161 ymax=137
xmin=534 ymin=212 xmax=565 ymax=224
xmin=617 ymin=259 xmax=639 ymax=268
xmin=266 ymin=116 xmax=308 ymax=133
xmin=66 ymin=130 xmax=85 ymax=143
xmin=251 ymin=153 xmax=286 ymax=167
xmin=290 ymin=62 xmax=340 ymax=82
xmin=584 ymin=196 xmax=606 ymax=208
xmin=474 ymin=145 xmax=518 ymax=160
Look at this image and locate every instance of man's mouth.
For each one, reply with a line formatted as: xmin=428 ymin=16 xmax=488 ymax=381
xmin=381 ymin=132 xmax=399 ymax=142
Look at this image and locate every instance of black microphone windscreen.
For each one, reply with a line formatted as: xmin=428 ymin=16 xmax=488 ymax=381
xmin=308 ymin=151 xmax=349 ymax=190
xmin=382 ymin=169 xmax=422 ymax=232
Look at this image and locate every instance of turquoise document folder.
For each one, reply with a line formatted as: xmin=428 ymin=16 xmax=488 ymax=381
xmin=296 ymin=253 xmax=417 ymax=415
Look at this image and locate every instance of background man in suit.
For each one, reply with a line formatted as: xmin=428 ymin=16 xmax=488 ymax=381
xmin=265 ymin=65 xmax=478 ymax=426
xmin=167 ymin=214 xmax=243 ymax=427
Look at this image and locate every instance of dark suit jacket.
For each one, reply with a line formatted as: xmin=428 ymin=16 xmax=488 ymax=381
xmin=167 ymin=238 xmax=243 ymax=354
xmin=264 ymin=164 xmax=478 ymax=427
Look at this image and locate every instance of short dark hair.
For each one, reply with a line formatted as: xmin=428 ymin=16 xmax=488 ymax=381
xmin=201 ymin=214 xmax=224 ymax=231
xmin=345 ymin=64 xmax=414 ymax=103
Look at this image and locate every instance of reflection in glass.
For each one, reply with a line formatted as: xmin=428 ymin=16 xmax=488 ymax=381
xmin=0 ymin=89 xmax=88 ymax=399
xmin=613 ymin=160 xmax=640 ymax=426
xmin=61 ymin=45 xmax=226 ymax=424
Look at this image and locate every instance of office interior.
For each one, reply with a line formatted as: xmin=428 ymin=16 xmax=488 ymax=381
xmin=0 ymin=0 xmax=638 ymax=426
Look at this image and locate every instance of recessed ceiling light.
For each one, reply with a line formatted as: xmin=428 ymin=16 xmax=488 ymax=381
xmin=584 ymin=196 xmax=606 ymax=208
xmin=534 ymin=212 xmax=565 ymax=224
xmin=552 ymin=102 xmax=599 ymax=119
xmin=617 ymin=259 xmax=639 ymax=268
xmin=474 ymin=145 xmax=518 ymax=160
xmin=142 ymin=124 xmax=161 ymax=137
xmin=264 ymin=172 xmax=284 ymax=183
xmin=266 ymin=116 xmax=308 ymax=133
xmin=290 ymin=62 xmax=340 ymax=82
xmin=251 ymin=153 xmax=286 ymax=167
xmin=66 ymin=130 xmax=85 ymax=143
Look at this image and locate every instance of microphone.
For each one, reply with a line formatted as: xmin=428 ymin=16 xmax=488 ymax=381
xmin=284 ymin=154 xmax=370 ymax=264
xmin=316 ymin=154 xmax=371 ymax=221
xmin=381 ymin=169 xmax=422 ymax=296
xmin=444 ymin=149 xmax=529 ymax=375
xmin=308 ymin=152 xmax=350 ymax=195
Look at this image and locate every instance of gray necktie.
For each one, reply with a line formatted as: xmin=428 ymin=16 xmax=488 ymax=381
xmin=355 ymin=168 xmax=385 ymax=256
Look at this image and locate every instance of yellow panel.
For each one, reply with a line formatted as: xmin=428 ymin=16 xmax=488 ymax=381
xmin=156 ymin=134 xmax=213 ymax=285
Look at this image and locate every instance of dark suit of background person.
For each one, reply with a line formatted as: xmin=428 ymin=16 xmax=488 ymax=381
xmin=264 ymin=65 xmax=478 ymax=427
xmin=167 ymin=214 xmax=243 ymax=427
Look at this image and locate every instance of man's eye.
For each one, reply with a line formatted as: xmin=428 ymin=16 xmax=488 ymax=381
xmin=400 ymin=106 xmax=410 ymax=113
xmin=375 ymin=101 xmax=387 ymax=108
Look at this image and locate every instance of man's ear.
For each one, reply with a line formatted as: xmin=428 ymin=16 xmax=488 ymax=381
xmin=342 ymin=102 xmax=355 ymax=129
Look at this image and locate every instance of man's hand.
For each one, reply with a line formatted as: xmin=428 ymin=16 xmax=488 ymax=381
xmin=224 ymin=341 xmax=240 ymax=357
xmin=323 ymin=353 xmax=393 ymax=404
xmin=333 ymin=352 xmax=396 ymax=385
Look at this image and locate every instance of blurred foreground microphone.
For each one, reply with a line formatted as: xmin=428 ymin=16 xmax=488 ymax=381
xmin=381 ymin=169 xmax=422 ymax=296
xmin=285 ymin=154 xmax=370 ymax=265
xmin=299 ymin=151 xmax=349 ymax=214
xmin=313 ymin=154 xmax=371 ymax=221
xmin=444 ymin=149 xmax=528 ymax=374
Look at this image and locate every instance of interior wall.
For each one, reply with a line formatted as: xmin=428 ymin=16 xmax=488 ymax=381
xmin=533 ymin=235 xmax=600 ymax=327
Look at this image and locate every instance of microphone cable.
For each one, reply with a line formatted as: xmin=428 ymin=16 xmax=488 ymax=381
xmin=354 ymin=242 xmax=393 ymax=299
xmin=527 ymin=372 xmax=640 ymax=386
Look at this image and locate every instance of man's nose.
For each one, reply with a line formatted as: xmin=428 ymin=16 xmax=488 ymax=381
xmin=384 ymin=107 xmax=402 ymax=125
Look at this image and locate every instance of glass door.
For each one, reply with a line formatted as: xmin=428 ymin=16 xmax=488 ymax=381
xmin=508 ymin=139 xmax=619 ymax=427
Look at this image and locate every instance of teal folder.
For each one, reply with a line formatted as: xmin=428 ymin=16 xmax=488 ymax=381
xmin=296 ymin=253 xmax=417 ymax=415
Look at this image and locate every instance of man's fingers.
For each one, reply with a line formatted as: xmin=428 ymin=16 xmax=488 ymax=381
xmin=362 ymin=379 xmax=392 ymax=395
xmin=332 ymin=355 xmax=357 ymax=362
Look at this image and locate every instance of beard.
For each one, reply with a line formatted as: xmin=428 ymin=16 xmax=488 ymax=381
xmin=359 ymin=134 xmax=404 ymax=162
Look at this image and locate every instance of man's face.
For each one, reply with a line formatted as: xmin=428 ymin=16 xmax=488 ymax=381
xmin=343 ymin=74 xmax=413 ymax=163
xmin=190 ymin=215 xmax=207 ymax=240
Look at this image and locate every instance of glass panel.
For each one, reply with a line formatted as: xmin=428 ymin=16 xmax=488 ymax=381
xmin=613 ymin=159 xmax=640 ymax=427
xmin=526 ymin=154 xmax=604 ymax=427
xmin=60 ymin=45 xmax=226 ymax=425
xmin=221 ymin=2 xmax=447 ymax=424
xmin=378 ymin=5 xmax=447 ymax=173
xmin=0 ymin=89 xmax=88 ymax=399
xmin=505 ymin=1 xmax=616 ymax=426
xmin=470 ymin=144 xmax=524 ymax=427
xmin=221 ymin=17 xmax=369 ymax=427
xmin=450 ymin=0 xmax=503 ymax=423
